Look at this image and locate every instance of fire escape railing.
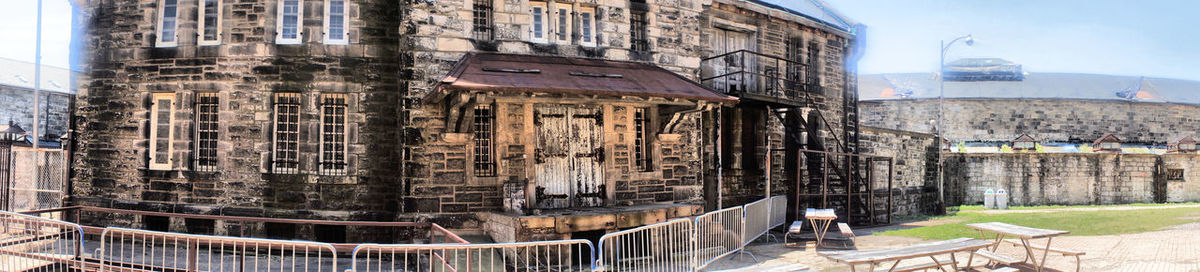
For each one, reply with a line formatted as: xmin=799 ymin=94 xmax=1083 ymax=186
xmin=700 ymin=50 xmax=816 ymax=106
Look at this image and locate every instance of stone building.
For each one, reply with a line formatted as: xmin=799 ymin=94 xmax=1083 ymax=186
xmin=72 ymin=0 xmax=867 ymax=242
xmin=0 ymin=58 xmax=76 ymax=140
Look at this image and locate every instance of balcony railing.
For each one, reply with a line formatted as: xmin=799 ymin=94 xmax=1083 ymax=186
xmin=700 ymin=50 xmax=817 ymax=106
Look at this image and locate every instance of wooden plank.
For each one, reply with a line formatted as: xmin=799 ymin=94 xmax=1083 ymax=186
xmin=824 ymin=238 xmax=994 ymax=264
xmin=1002 ymin=239 xmax=1086 ymax=255
xmin=972 ymin=250 xmax=1020 ymax=265
xmin=872 ymin=259 xmax=950 ymax=272
xmin=570 ymin=106 xmax=604 ymax=207
xmin=966 ymin=222 xmax=1069 ymax=239
xmin=837 ymin=222 xmax=854 ymax=237
xmin=535 ymin=105 xmax=571 ymax=209
xmin=805 ymin=208 xmax=838 ymax=220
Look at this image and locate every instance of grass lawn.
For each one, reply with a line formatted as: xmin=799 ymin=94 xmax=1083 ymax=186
xmin=877 ymin=205 xmax=1200 ymax=240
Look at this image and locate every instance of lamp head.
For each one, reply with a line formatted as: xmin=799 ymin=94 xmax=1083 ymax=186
xmin=964 ymin=35 xmax=975 ymax=46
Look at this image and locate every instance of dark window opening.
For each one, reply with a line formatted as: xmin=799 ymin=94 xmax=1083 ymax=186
xmin=314 ymin=225 xmax=347 ymax=243
xmin=320 ymin=94 xmax=348 ymax=176
xmin=473 ymin=104 xmax=496 ymax=177
xmin=629 ymin=1 xmax=649 ymax=52
xmin=634 ymin=108 xmax=652 ymax=172
xmin=273 ymin=93 xmax=301 ymax=174
xmin=1167 ymin=169 xmax=1185 ymax=181
xmin=143 ymin=215 xmax=170 ymax=232
xmin=473 ymin=0 xmax=494 ymax=40
xmin=265 ymin=222 xmax=296 ymax=240
xmin=185 ymin=218 xmax=215 ymax=235
xmin=195 ymin=93 xmax=219 ymax=172
xmin=806 ymin=42 xmax=821 ymax=93
xmin=786 ymin=36 xmax=805 ymax=90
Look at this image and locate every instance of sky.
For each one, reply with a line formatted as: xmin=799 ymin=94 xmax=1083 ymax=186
xmin=779 ymin=0 xmax=1200 ymax=81
xmin=0 ymin=0 xmax=73 ymax=69
xmin=3 ymin=0 xmax=1200 ymax=81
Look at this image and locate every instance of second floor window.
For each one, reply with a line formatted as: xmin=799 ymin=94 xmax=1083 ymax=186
xmin=473 ymin=0 xmax=493 ymax=40
xmin=149 ymin=93 xmax=175 ymax=170
xmin=473 ymin=104 xmax=496 ymax=177
xmin=273 ymin=93 xmax=301 ymax=174
xmin=530 ymin=2 xmax=547 ymax=43
xmin=156 ymin=0 xmax=179 ymax=47
xmin=277 ymin=0 xmax=303 ymax=44
xmin=629 ymin=4 xmax=649 ymax=52
xmin=324 ymin=0 xmax=348 ymax=44
xmin=580 ymin=7 xmax=595 ymax=47
xmin=198 ymin=0 xmax=221 ymax=45
xmin=554 ymin=4 xmax=571 ymax=43
xmin=320 ymin=94 xmax=348 ymax=175
xmin=194 ymin=93 xmax=219 ymax=172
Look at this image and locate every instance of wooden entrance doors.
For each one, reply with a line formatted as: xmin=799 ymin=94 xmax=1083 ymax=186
xmin=534 ymin=105 xmax=604 ymax=209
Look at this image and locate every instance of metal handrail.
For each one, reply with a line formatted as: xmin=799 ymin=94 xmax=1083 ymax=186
xmin=352 ymin=239 xmax=596 ymax=272
xmin=98 ymin=227 xmax=340 ymax=271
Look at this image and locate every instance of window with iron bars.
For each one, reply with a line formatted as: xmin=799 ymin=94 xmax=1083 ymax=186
xmin=634 ymin=108 xmax=652 ymax=171
xmin=629 ymin=3 xmax=649 ymax=52
xmin=320 ymin=94 xmax=348 ymax=176
xmin=273 ymin=93 xmax=301 ymax=174
xmin=806 ymin=42 xmax=822 ymax=93
xmin=194 ymin=93 xmax=219 ymax=172
xmin=473 ymin=104 xmax=496 ymax=177
xmin=472 ymin=0 xmax=494 ymax=40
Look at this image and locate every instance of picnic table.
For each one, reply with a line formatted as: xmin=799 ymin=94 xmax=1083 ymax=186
xmin=824 ymin=238 xmax=994 ymax=272
xmin=805 ymin=208 xmax=837 ymax=247
xmin=966 ymin=222 xmax=1071 ymax=272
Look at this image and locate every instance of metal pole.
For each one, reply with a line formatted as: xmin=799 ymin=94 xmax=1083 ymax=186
xmin=33 ymin=0 xmax=43 ymax=185
xmin=937 ymin=40 xmax=946 ymax=214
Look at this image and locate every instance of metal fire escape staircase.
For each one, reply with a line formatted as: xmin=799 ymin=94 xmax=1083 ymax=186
xmin=701 ymin=49 xmax=881 ymax=226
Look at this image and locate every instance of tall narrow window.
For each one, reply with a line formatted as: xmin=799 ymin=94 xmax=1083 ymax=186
xmin=806 ymin=42 xmax=821 ymax=92
xmin=554 ymin=4 xmax=571 ymax=43
xmin=156 ymin=0 xmax=179 ymax=47
xmin=579 ymin=7 xmax=596 ymax=47
xmin=277 ymin=0 xmax=303 ymax=44
xmin=530 ymin=2 xmax=548 ymax=43
xmin=320 ymin=94 xmax=348 ymax=175
xmin=194 ymin=93 xmax=219 ymax=172
xmin=149 ymin=93 xmax=175 ymax=170
xmin=472 ymin=0 xmax=493 ymax=40
xmin=473 ymin=104 xmax=496 ymax=177
xmin=634 ymin=108 xmax=652 ymax=171
xmin=198 ymin=0 xmax=221 ymax=45
xmin=629 ymin=1 xmax=649 ymax=52
xmin=324 ymin=0 xmax=348 ymax=44
xmin=273 ymin=93 xmax=301 ymax=174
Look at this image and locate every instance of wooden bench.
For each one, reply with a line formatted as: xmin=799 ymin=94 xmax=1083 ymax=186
xmin=991 ymin=267 xmax=1019 ymax=272
xmin=838 ymin=223 xmax=855 ymax=238
xmin=973 ymin=250 xmax=1021 ymax=265
xmin=823 ymin=238 xmax=994 ymax=272
xmin=710 ymin=263 xmax=810 ymax=272
xmin=784 ymin=220 xmax=804 ymax=244
xmin=870 ymin=258 xmax=951 ymax=272
xmin=1002 ymin=239 xmax=1085 ymax=271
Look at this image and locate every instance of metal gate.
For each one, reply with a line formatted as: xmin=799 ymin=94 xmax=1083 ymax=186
xmin=7 ymin=148 xmax=68 ymax=211
xmin=534 ymin=105 xmax=604 ymax=209
xmin=0 ymin=142 xmax=9 ymax=211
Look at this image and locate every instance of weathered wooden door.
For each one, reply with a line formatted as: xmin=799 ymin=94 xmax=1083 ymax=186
xmin=535 ymin=105 xmax=604 ymax=209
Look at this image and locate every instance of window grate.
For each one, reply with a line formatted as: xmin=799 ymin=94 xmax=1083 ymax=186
xmin=473 ymin=104 xmax=496 ymax=177
xmin=634 ymin=108 xmax=651 ymax=171
xmin=806 ymin=42 xmax=822 ymax=92
xmin=629 ymin=10 xmax=649 ymax=52
xmin=320 ymin=94 xmax=348 ymax=176
xmin=195 ymin=93 xmax=219 ymax=172
xmin=473 ymin=0 xmax=493 ymax=40
xmin=273 ymin=93 xmax=301 ymax=174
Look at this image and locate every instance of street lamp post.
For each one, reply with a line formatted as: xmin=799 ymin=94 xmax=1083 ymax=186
xmin=938 ymin=34 xmax=972 ymax=213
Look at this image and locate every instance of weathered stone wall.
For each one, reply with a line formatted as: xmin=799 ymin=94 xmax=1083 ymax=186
xmin=862 ymin=99 xmax=1200 ymax=144
xmin=859 ymin=126 xmax=940 ymax=218
xmin=0 ymin=86 xmax=72 ymax=139
xmin=945 ymin=153 xmax=1200 ymax=206
xmin=73 ymin=0 xmax=403 ymax=239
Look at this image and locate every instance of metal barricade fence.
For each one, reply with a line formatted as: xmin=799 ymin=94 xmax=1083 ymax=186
xmin=740 ymin=198 xmax=770 ymax=247
xmin=693 ymin=206 xmax=743 ymax=270
xmin=768 ymin=195 xmax=788 ymax=229
xmin=98 ymin=227 xmax=338 ymax=271
xmin=352 ymin=239 xmax=594 ymax=272
xmin=0 ymin=210 xmax=84 ymax=271
xmin=597 ymin=218 xmax=694 ymax=272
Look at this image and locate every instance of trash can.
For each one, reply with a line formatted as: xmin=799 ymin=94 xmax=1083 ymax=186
xmin=996 ymin=189 xmax=1009 ymax=209
xmin=984 ymin=189 xmax=996 ymax=209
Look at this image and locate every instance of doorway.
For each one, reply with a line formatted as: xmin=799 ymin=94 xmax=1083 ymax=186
xmin=534 ymin=105 xmax=605 ymax=209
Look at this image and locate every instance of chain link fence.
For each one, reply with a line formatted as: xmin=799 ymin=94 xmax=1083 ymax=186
xmin=6 ymin=147 xmax=68 ymax=211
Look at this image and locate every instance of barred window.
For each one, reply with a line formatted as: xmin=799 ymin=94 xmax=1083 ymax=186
xmin=273 ymin=93 xmax=301 ymax=174
xmin=320 ymin=94 xmax=348 ymax=175
xmin=806 ymin=42 xmax=821 ymax=91
xmin=472 ymin=0 xmax=493 ymax=40
xmin=156 ymin=0 xmax=179 ymax=47
xmin=198 ymin=0 xmax=221 ymax=45
xmin=473 ymin=104 xmax=496 ymax=177
xmin=629 ymin=5 xmax=649 ymax=52
xmin=149 ymin=93 xmax=175 ymax=170
xmin=194 ymin=93 xmax=219 ymax=172
xmin=634 ymin=108 xmax=652 ymax=171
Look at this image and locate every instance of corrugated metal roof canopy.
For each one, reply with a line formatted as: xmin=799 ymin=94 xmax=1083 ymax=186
xmin=427 ymin=53 xmax=737 ymax=104
xmin=860 ymin=72 xmax=1200 ymax=105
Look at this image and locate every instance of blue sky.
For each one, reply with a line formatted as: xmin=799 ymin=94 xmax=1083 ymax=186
xmin=803 ymin=0 xmax=1200 ymax=80
xmin=4 ymin=1 xmax=1200 ymax=81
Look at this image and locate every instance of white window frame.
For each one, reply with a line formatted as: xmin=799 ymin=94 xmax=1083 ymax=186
xmin=155 ymin=0 xmax=179 ymax=47
xmin=198 ymin=0 xmax=222 ymax=46
xmin=553 ymin=3 xmax=572 ymax=44
xmin=319 ymin=94 xmax=349 ymax=175
xmin=323 ymin=0 xmax=349 ymax=45
xmin=579 ymin=6 xmax=596 ymax=47
xmin=276 ymin=0 xmax=304 ymax=45
xmin=149 ymin=93 xmax=175 ymax=170
xmin=530 ymin=2 xmax=548 ymax=43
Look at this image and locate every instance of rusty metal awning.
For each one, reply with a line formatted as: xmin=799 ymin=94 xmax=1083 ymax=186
xmin=425 ymin=53 xmax=738 ymax=104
